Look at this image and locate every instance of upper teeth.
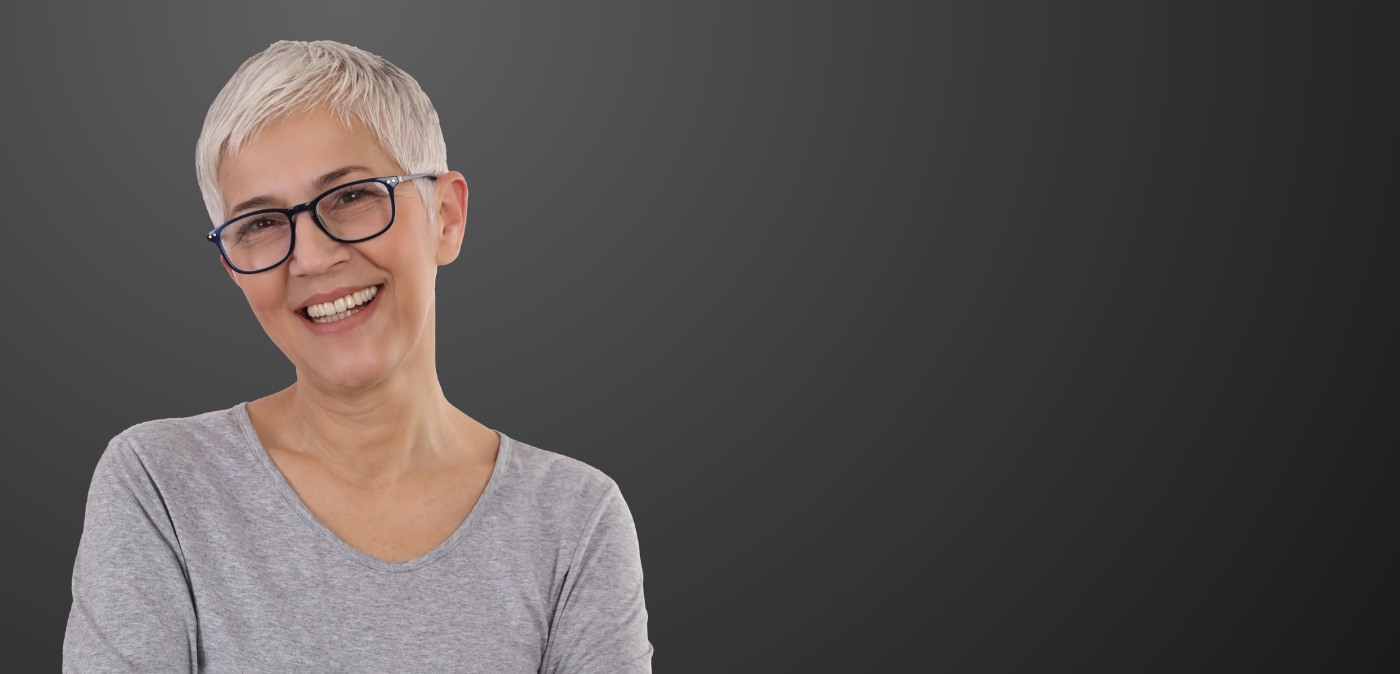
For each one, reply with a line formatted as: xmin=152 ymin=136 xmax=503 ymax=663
xmin=305 ymin=285 xmax=378 ymax=318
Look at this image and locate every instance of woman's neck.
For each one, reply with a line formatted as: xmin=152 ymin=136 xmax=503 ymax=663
xmin=253 ymin=373 xmax=474 ymax=492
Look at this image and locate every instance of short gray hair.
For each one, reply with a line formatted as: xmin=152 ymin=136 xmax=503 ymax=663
xmin=195 ymin=40 xmax=447 ymax=226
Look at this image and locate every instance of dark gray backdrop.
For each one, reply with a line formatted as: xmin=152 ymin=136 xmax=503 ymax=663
xmin=3 ymin=1 xmax=1394 ymax=671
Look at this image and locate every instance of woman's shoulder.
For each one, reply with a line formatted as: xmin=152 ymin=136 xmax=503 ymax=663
xmin=100 ymin=403 xmax=252 ymax=480
xmin=502 ymin=434 xmax=619 ymax=493
xmin=496 ymin=432 xmax=626 ymax=514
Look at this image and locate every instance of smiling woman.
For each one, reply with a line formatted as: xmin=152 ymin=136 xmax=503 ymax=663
xmin=62 ymin=40 xmax=653 ymax=673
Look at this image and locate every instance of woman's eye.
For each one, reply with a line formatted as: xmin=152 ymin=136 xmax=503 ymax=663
xmin=234 ymin=217 xmax=284 ymax=239
xmin=336 ymin=189 xmax=366 ymax=205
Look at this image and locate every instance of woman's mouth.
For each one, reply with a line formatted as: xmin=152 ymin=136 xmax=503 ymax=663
xmin=302 ymin=284 xmax=383 ymax=324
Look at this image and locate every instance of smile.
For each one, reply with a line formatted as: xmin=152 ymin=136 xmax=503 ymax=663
xmin=303 ymin=285 xmax=381 ymax=323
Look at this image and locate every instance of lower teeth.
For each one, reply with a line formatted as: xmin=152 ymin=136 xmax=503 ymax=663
xmin=311 ymin=297 xmax=373 ymax=324
xmin=316 ymin=306 xmax=359 ymax=323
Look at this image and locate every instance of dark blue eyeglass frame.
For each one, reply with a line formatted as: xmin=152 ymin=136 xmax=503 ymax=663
xmin=207 ymin=173 xmax=438 ymax=274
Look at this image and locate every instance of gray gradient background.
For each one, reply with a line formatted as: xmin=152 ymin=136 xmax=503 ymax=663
xmin=3 ymin=1 xmax=1395 ymax=671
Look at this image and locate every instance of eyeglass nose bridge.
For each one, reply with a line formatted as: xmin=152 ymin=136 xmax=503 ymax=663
xmin=284 ymin=199 xmax=324 ymax=234
xmin=284 ymin=199 xmax=349 ymax=246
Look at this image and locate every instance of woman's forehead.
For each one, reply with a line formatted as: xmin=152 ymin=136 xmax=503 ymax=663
xmin=217 ymin=109 xmax=398 ymax=210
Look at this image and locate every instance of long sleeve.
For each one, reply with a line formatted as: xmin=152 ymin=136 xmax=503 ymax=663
xmin=541 ymin=480 xmax=654 ymax=674
xmin=63 ymin=436 xmax=199 ymax=673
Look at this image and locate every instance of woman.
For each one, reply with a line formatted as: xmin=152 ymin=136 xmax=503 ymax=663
xmin=63 ymin=40 xmax=652 ymax=673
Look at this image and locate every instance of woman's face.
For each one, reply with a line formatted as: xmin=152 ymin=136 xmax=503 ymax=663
xmin=217 ymin=108 xmax=465 ymax=393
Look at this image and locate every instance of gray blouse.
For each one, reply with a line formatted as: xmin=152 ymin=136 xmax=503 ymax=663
xmin=63 ymin=403 xmax=653 ymax=672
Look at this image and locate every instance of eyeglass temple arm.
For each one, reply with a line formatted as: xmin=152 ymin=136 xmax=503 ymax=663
xmin=387 ymin=173 xmax=439 ymax=186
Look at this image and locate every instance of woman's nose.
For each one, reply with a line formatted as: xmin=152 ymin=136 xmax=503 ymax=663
xmin=286 ymin=211 xmax=351 ymax=276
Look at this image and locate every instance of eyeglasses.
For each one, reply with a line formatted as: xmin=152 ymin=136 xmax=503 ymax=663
xmin=207 ymin=173 xmax=439 ymax=274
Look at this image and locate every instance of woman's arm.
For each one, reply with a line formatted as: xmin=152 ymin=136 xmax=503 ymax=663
xmin=63 ymin=436 xmax=199 ymax=673
xmin=541 ymin=480 xmax=654 ymax=674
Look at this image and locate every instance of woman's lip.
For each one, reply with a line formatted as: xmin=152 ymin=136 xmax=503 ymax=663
xmin=296 ymin=283 xmax=384 ymax=312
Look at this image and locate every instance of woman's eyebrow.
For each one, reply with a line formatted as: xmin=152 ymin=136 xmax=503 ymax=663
xmin=228 ymin=194 xmax=278 ymax=217
xmin=312 ymin=165 xmax=373 ymax=191
xmin=227 ymin=165 xmax=375 ymax=217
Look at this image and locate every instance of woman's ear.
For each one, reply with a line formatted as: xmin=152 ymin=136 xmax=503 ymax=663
xmin=433 ymin=171 xmax=469 ymax=266
xmin=221 ymin=256 xmax=241 ymax=288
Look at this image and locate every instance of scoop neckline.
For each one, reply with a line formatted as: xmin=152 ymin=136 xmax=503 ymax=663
xmin=232 ymin=400 xmax=512 ymax=573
